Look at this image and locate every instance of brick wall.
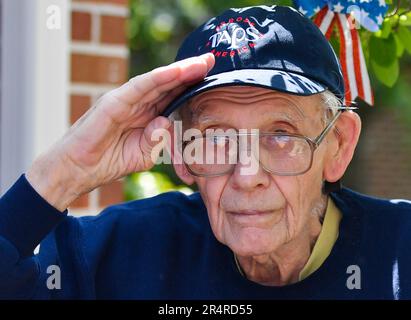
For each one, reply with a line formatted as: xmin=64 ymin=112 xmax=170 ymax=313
xmin=344 ymin=107 xmax=411 ymax=200
xmin=69 ymin=0 xmax=129 ymax=214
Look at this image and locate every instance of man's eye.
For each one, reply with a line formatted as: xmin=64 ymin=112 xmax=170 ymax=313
xmin=209 ymin=136 xmax=227 ymax=146
xmin=261 ymin=135 xmax=292 ymax=151
xmin=274 ymin=129 xmax=288 ymax=133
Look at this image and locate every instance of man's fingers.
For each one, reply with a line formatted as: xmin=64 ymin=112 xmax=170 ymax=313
xmin=113 ymin=53 xmax=215 ymax=105
xmin=139 ymin=116 xmax=172 ymax=167
xmin=151 ymin=85 xmax=193 ymax=113
xmin=175 ymin=52 xmax=215 ymax=83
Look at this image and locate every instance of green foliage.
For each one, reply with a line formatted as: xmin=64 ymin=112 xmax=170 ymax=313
xmin=370 ymin=9 xmax=411 ymax=87
xmin=370 ymin=34 xmax=399 ymax=87
xmin=394 ymin=33 xmax=405 ymax=57
xmin=398 ymin=25 xmax=411 ymax=53
xmin=400 ymin=13 xmax=411 ymax=26
xmin=125 ymin=171 xmax=193 ymax=200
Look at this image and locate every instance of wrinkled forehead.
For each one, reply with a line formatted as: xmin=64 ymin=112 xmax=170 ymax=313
xmin=183 ymin=86 xmax=322 ymax=125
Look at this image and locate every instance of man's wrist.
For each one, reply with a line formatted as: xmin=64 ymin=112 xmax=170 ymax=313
xmin=26 ymin=154 xmax=84 ymax=212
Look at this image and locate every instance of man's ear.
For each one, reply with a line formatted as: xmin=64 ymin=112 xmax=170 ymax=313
xmin=167 ymin=124 xmax=196 ymax=185
xmin=323 ymin=111 xmax=362 ymax=182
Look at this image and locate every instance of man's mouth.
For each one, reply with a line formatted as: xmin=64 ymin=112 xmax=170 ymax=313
xmin=227 ymin=210 xmax=274 ymax=216
xmin=225 ymin=209 xmax=283 ymax=226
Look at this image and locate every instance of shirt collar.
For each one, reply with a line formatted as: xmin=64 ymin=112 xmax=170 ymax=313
xmin=299 ymin=197 xmax=342 ymax=281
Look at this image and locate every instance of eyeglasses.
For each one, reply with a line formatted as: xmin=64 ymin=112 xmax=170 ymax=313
xmin=182 ymin=107 xmax=354 ymax=177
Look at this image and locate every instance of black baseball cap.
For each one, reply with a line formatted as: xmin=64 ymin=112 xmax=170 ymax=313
xmin=161 ymin=5 xmax=345 ymax=117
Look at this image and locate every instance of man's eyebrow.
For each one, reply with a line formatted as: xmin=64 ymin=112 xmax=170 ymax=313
xmin=270 ymin=99 xmax=307 ymax=119
xmin=189 ymin=103 xmax=219 ymax=126
xmin=266 ymin=110 xmax=305 ymax=122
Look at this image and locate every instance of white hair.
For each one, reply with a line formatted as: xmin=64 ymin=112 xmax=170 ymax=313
xmin=319 ymin=90 xmax=343 ymax=122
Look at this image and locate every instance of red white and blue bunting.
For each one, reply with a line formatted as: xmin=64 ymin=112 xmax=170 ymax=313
xmin=294 ymin=0 xmax=389 ymax=105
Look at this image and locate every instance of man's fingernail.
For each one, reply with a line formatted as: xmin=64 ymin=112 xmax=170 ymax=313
xmin=199 ymin=53 xmax=214 ymax=73
xmin=200 ymin=52 xmax=214 ymax=61
xmin=157 ymin=117 xmax=171 ymax=129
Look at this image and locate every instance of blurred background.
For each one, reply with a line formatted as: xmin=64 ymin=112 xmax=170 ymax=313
xmin=0 ymin=0 xmax=410 ymax=215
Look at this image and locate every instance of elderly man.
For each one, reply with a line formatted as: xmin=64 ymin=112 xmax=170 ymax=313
xmin=0 ymin=5 xmax=410 ymax=299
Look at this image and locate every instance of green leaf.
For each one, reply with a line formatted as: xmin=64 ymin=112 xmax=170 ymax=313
xmin=371 ymin=56 xmax=399 ymax=87
xmin=399 ymin=14 xmax=411 ymax=27
xmin=370 ymin=33 xmax=399 ymax=87
xmin=369 ymin=34 xmax=397 ymax=66
xmin=375 ymin=19 xmax=392 ymax=39
xmin=394 ymin=33 xmax=405 ymax=57
xmin=397 ymin=25 xmax=411 ymax=54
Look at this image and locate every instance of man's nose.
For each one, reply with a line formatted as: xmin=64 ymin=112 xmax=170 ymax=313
xmin=229 ymin=158 xmax=271 ymax=191
xmin=230 ymin=141 xmax=271 ymax=191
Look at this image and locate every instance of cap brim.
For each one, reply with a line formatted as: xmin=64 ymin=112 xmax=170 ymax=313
xmin=161 ymin=69 xmax=327 ymax=117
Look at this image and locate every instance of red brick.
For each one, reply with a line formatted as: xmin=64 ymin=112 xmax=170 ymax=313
xmin=70 ymin=193 xmax=89 ymax=209
xmin=100 ymin=15 xmax=127 ymax=45
xmin=99 ymin=180 xmax=124 ymax=207
xmin=351 ymin=108 xmax=411 ymax=200
xmin=70 ymin=95 xmax=91 ymax=124
xmin=71 ymin=54 xmax=127 ymax=84
xmin=71 ymin=11 xmax=92 ymax=41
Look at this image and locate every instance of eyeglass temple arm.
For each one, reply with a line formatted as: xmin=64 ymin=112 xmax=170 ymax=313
xmin=313 ymin=106 xmax=357 ymax=146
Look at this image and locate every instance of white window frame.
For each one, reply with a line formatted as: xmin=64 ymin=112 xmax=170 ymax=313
xmin=0 ymin=0 xmax=70 ymax=194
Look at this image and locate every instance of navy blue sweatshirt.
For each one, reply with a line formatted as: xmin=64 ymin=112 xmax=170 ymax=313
xmin=0 ymin=174 xmax=411 ymax=299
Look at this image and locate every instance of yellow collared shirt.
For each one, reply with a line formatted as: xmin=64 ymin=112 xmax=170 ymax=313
xmin=299 ymin=197 xmax=342 ymax=281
